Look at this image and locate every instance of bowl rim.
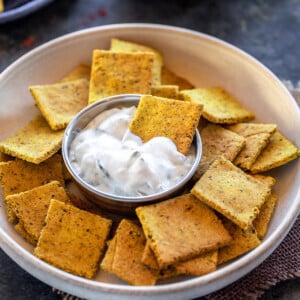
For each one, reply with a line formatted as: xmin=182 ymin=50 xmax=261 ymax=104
xmin=0 ymin=23 xmax=299 ymax=299
xmin=62 ymin=93 xmax=202 ymax=204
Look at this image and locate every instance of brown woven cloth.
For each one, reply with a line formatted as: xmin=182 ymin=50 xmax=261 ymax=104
xmin=54 ymin=82 xmax=300 ymax=300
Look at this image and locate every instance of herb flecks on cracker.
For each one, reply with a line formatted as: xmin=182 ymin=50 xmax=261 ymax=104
xmin=129 ymin=95 xmax=203 ymax=155
xmin=180 ymin=87 xmax=255 ymax=124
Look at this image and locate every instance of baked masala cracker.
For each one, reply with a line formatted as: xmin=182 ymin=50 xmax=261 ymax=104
xmin=59 ymin=63 xmax=91 ymax=82
xmin=161 ymin=66 xmax=194 ymax=90
xmin=34 ymin=199 xmax=112 ymax=279
xmin=0 ymin=115 xmax=64 ymax=164
xmin=129 ymin=95 xmax=203 ymax=155
xmin=180 ymin=87 xmax=255 ymax=124
xmin=89 ymin=50 xmax=154 ymax=104
xmin=136 ymin=193 xmax=231 ymax=268
xmin=29 ymin=78 xmax=89 ymax=131
xmin=110 ymin=38 xmax=163 ymax=85
xmin=151 ymin=84 xmax=179 ymax=99
xmin=191 ymin=157 xmax=271 ymax=230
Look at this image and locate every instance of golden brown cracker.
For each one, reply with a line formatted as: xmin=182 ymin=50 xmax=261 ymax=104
xmin=161 ymin=66 xmax=194 ymax=90
xmin=180 ymin=87 xmax=255 ymax=124
xmin=217 ymin=218 xmax=261 ymax=264
xmin=30 ymin=79 xmax=89 ymax=131
xmin=89 ymin=50 xmax=154 ymax=104
xmin=191 ymin=157 xmax=271 ymax=230
xmin=60 ymin=64 xmax=91 ymax=82
xmin=110 ymin=38 xmax=163 ymax=85
xmin=193 ymin=123 xmax=245 ymax=180
xmin=151 ymin=85 xmax=179 ymax=99
xmin=129 ymin=95 xmax=203 ymax=154
xmin=15 ymin=222 xmax=37 ymax=245
xmin=0 ymin=152 xmax=13 ymax=162
xmin=253 ymin=194 xmax=278 ymax=240
xmin=101 ymin=219 xmax=158 ymax=285
xmin=250 ymin=130 xmax=299 ymax=173
xmin=6 ymin=181 xmax=70 ymax=241
xmin=136 ymin=193 xmax=231 ymax=268
xmin=34 ymin=199 xmax=112 ymax=279
xmin=0 ymin=115 xmax=64 ymax=164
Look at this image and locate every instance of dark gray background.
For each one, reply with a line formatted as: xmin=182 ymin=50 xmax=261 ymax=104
xmin=0 ymin=0 xmax=299 ymax=299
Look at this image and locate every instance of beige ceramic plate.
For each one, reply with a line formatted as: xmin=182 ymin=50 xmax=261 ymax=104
xmin=0 ymin=24 xmax=299 ymax=300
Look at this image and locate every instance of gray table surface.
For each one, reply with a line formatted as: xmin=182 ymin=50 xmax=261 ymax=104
xmin=0 ymin=0 xmax=299 ymax=299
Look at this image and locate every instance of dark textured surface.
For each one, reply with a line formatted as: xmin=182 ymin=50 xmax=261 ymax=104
xmin=0 ymin=0 xmax=299 ymax=299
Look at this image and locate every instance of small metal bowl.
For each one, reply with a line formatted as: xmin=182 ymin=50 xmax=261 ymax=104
xmin=62 ymin=94 xmax=202 ymax=215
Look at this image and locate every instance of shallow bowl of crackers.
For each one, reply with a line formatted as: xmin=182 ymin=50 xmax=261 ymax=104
xmin=62 ymin=93 xmax=203 ymax=215
xmin=0 ymin=24 xmax=300 ymax=300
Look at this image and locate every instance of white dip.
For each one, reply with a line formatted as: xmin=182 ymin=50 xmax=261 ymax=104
xmin=69 ymin=106 xmax=196 ymax=197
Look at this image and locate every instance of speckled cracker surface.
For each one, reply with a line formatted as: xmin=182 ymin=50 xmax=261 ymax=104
xmin=6 ymin=181 xmax=70 ymax=242
xmin=217 ymin=218 xmax=261 ymax=264
xmin=151 ymin=85 xmax=179 ymax=99
xmin=250 ymin=130 xmax=299 ymax=173
xmin=136 ymin=193 xmax=231 ymax=268
xmin=228 ymin=123 xmax=277 ymax=170
xmin=0 ymin=115 xmax=64 ymax=164
xmin=15 ymin=222 xmax=37 ymax=245
xmin=161 ymin=66 xmax=194 ymax=90
xmin=101 ymin=219 xmax=158 ymax=285
xmin=193 ymin=123 xmax=245 ymax=180
xmin=89 ymin=50 xmax=154 ymax=104
xmin=191 ymin=157 xmax=271 ymax=230
xmin=60 ymin=64 xmax=91 ymax=82
xmin=110 ymin=38 xmax=163 ymax=85
xmin=34 ymin=199 xmax=112 ymax=279
xmin=30 ymin=79 xmax=89 ymax=131
xmin=129 ymin=95 xmax=203 ymax=154
xmin=0 ymin=155 xmax=64 ymax=223
xmin=180 ymin=87 xmax=255 ymax=124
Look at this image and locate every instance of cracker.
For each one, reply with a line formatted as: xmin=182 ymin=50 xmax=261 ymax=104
xmin=60 ymin=64 xmax=91 ymax=82
xmin=253 ymin=194 xmax=278 ymax=240
xmin=228 ymin=123 xmax=277 ymax=170
xmin=0 ymin=154 xmax=64 ymax=223
xmin=191 ymin=157 xmax=271 ymax=230
xmin=15 ymin=222 xmax=36 ymax=245
xmin=180 ymin=87 xmax=255 ymax=124
xmin=218 ymin=218 xmax=261 ymax=264
xmin=250 ymin=130 xmax=299 ymax=173
xmin=34 ymin=199 xmax=112 ymax=279
xmin=192 ymin=124 xmax=245 ymax=180
xmin=101 ymin=219 xmax=158 ymax=285
xmin=0 ymin=115 xmax=64 ymax=164
xmin=0 ymin=152 xmax=13 ymax=162
xmin=30 ymin=79 xmax=89 ymax=131
xmin=110 ymin=38 xmax=163 ymax=85
xmin=129 ymin=95 xmax=203 ymax=154
xmin=89 ymin=50 xmax=154 ymax=104
xmin=6 ymin=181 xmax=70 ymax=242
xmin=161 ymin=66 xmax=194 ymax=90
xmin=151 ymin=85 xmax=179 ymax=99
xmin=136 ymin=193 xmax=231 ymax=268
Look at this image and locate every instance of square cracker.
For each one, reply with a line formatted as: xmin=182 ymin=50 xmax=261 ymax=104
xmin=34 ymin=199 xmax=112 ymax=279
xmin=192 ymin=123 xmax=245 ymax=181
xmin=0 ymin=115 xmax=64 ymax=164
xmin=30 ymin=79 xmax=89 ymax=131
xmin=101 ymin=219 xmax=158 ymax=285
xmin=191 ymin=157 xmax=271 ymax=230
xmin=110 ymin=38 xmax=163 ymax=85
xmin=151 ymin=85 xmax=179 ymax=99
xmin=6 ymin=181 xmax=70 ymax=242
xmin=129 ymin=95 xmax=203 ymax=154
xmin=180 ymin=87 xmax=255 ymax=124
xmin=217 ymin=218 xmax=261 ymax=264
xmin=161 ymin=66 xmax=194 ymax=90
xmin=60 ymin=64 xmax=91 ymax=82
xmin=227 ymin=123 xmax=277 ymax=170
xmin=0 ymin=154 xmax=64 ymax=223
xmin=89 ymin=50 xmax=154 ymax=104
xmin=249 ymin=130 xmax=299 ymax=173
xmin=136 ymin=193 xmax=231 ymax=268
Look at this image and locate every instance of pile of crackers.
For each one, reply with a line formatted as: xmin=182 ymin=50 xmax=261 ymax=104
xmin=0 ymin=38 xmax=299 ymax=285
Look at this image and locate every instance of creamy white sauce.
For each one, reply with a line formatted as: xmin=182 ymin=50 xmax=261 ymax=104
xmin=69 ymin=106 xmax=196 ymax=197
